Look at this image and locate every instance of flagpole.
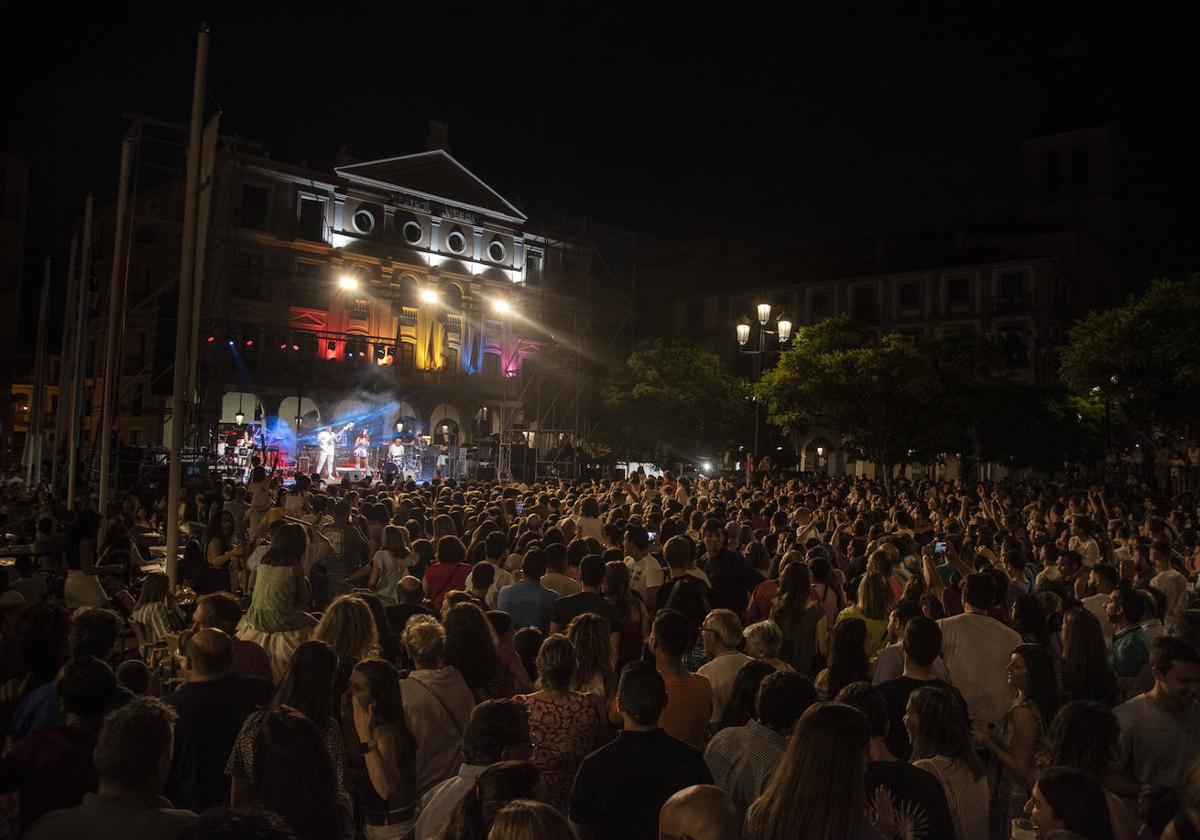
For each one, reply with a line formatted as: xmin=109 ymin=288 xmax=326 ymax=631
xmin=66 ymin=195 xmax=94 ymax=510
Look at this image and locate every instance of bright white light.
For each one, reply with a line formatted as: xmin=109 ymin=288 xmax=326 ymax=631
xmin=338 ymin=274 xmax=359 ymax=291
xmin=234 ymin=411 xmax=245 ymax=425
xmin=491 ymin=298 xmax=513 ymax=315
xmin=757 ymin=303 xmax=771 ymax=325
xmin=701 ymin=462 xmax=712 ymax=472
xmin=736 ymin=323 xmax=751 ymax=346
xmin=777 ymin=318 xmax=792 ymax=343
xmin=419 ymin=288 xmax=439 ymax=305
xmin=816 ymin=446 xmax=825 ymax=457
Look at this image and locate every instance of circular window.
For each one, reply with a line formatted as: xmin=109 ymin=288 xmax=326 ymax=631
xmin=352 ymin=209 xmax=375 ymax=235
xmin=488 ymin=239 xmax=506 ymax=262
xmin=402 ymin=220 xmax=422 ymax=245
xmin=446 ymin=230 xmax=467 ymax=254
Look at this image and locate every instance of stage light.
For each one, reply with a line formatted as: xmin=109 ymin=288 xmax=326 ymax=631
xmin=701 ymin=461 xmax=712 ymax=472
xmin=292 ymin=343 xmax=300 ymax=351
xmin=206 ymin=335 xmax=215 ymax=343
xmin=491 ymin=298 xmax=512 ymax=315
xmin=338 ymin=274 xmax=359 ymax=291
xmin=279 ymin=341 xmax=287 ymax=350
xmin=245 ymin=338 xmax=254 ymax=348
xmin=227 ymin=339 xmax=235 ymax=347
xmin=396 ymin=421 xmax=404 ymax=433
xmin=234 ymin=411 xmax=245 ymax=425
xmin=418 ymin=287 xmax=439 ymax=305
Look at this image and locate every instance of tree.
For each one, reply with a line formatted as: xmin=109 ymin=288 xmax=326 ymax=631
xmin=600 ymin=338 xmax=750 ymax=465
xmin=1060 ymin=276 xmax=1200 ymax=435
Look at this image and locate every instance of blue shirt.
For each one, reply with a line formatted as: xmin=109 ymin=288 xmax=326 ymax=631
xmin=1110 ymin=625 xmax=1150 ymax=678
xmin=9 ymin=681 xmax=134 ymax=741
xmin=496 ymin=579 xmax=557 ymax=633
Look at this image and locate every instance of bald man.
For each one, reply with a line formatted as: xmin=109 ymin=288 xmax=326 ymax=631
xmin=659 ymin=785 xmax=740 ymax=840
xmin=164 ymin=628 xmax=271 ymax=811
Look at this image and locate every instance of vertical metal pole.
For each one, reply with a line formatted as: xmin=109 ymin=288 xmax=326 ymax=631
xmin=98 ymin=136 xmax=133 ymax=516
xmin=67 ymin=196 xmax=94 ymax=509
xmin=187 ymin=114 xmax=221 ymax=444
xmin=165 ymin=23 xmax=210 ymax=587
xmin=26 ymin=259 xmax=51 ymax=485
xmin=52 ymin=235 xmax=79 ymax=490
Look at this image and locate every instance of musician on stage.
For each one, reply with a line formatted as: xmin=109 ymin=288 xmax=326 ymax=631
xmin=354 ymin=429 xmax=371 ymax=471
xmin=315 ymin=424 xmax=349 ymax=480
xmin=387 ymin=436 xmax=405 ymax=464
xmin=435 ymin=428 xmax=454 ymax=479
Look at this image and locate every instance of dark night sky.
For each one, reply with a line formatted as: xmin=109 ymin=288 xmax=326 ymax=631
xmin=4 ymin=2 xmax=1199 ymax=327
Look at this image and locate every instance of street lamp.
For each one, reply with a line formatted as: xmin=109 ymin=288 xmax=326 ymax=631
xmin=234 ymin=393 xmax=245 ymax=426
xmin=734 ymin=303 xmax=793 ymax=469
xmin=338 ymin=274 xmax=359 ymax=291
xmin=419 ymin=287 xmax=439 ymax=305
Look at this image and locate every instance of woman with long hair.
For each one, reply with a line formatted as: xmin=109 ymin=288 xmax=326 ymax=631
xmin=487 ymin=799 xmax=577 ymax=840
xmin=63 ymin=510 xmax=123 ymax=608
xmin=974 ymin=643 xmax=1061 ymax=839
xmin=1025 ymin=766 xmax=1115 ymax=840
xmin=515 ymin=634 xmax=605 ymax=812
xmin=1010 ymin=593 xmax=1053 ymax=649
xmin=315 ymin=595 xmax=379 ymax=699
xmin=444 ymin=602 xmax=528 ymax=701
xmin=130 ymin=572 xmax=183 ymax=645
xmin=197 ymin=509 xmax=242 ymax=595
xmin=240 ymin=521 xmax=316 ymax=683
xmin=744 ymin=702 xmax=891 ymax=840
xmin=769 ymin=562 xmax=824 ymax=676
xmin=355 ymin=591 xmax=404 ymax=668
xmin=229 ymin=640 xmax=348 ymax=807
xmin=237 ymin=708 xmax=349 ymax=840
xmin=246 ymin=465 xmax=272 ymax=538
xmin=718 ymin=659 xmax=775 ymax=730
xmin=349 ymin=658 xmax=419 ymax=839
xmin=834 ymin=571 xmax=893 ymax=656
xmin=809 ymin=553 xmax=846 ymax=628
xmin=602 ymin=560 xmax=648 ymax=669
xmin=1035 ymin=701 xmax=1137 ymax=840
xmin=423 ymin=535 xmax=471 ymax=612
xmin=905 ymin=685 xmax=988 ymax=840
xmin=565 ymin=612 xmax=615 ymax=704
xmin=1060 ymin=606 xmax=1121 ymax=706
xmin=432 ymin=761 xmax=540 ymax=840
xmin=816 ymin=618 xmax=870 ymax=700
xmin=369 ymin=525 xmax=411 ymax=603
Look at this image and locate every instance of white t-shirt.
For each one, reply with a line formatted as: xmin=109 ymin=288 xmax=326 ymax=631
xmin=1068 ymin=536 xmax=1101 ymax=568
xmin=1081 ymin=592 xmax=1114 ymax=645
xmin=468 ymin=562 xmax=515 ymax=609
xmin=937 ymin=612 xmax=1022 ymax=726
xmin=1151 ymin=569 xmax=1189 ymax=631
xmin=624 ymin=554 xmax=665 ymax=604
xmin=698 ymin=651 xmax=754 ymax=723
xmin=1115 ymin=693 xmax=1200 ymax=789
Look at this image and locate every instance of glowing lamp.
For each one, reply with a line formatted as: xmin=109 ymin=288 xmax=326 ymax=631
xmin=206 ymin=335 xmax=215 ymax=343
xmin=419 ymin=287 xmax=439 ymax=305
xmin=491 ymin=298 xmax=512 ymax=315
xmin=735 ymin=323 xmax=751 ymax=346
xmin=757 ymin=303 xmax=771 ymax=325
xmin=701 ymin=461 xmax=712 ymax=473
xmin=816 ymin=446 xmax=825 ymax=457
xmin=234 ymin=411 xmax=245 ymax=425
xmin=338 ymin=274 xmax=359 ymax=291
xmin=292 ymin=343 xmax=300 ymax=351
xmin=396 ymin=422 xmax=404 ymax=433
xmin=777 ymin=318 xmax=792 ymax=343
xmin=245 ymin=338 xmax=254 ymax=347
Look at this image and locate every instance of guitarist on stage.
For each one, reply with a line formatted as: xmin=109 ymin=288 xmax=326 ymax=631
xmin=316 ymin=422 xmax=352 ymax=481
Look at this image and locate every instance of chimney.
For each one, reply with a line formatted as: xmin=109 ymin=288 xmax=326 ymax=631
xmin=425 ymin=120 xmax=451 ymax=152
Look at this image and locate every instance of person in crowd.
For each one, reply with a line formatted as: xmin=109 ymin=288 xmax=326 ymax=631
xmin=498 ymin=551 xmax=558 ymax=634
xmin=466 ymin=531 xmax=516 ymax=609
xmin=349 ymin=658 xmax=420 ymax=838
xmin=576 ymin=496 xmax=605 ymax=542
xmin=767 ymin=560 xmax=824 ymax=676
xmin=430 ymin=761 xmax=541 ymax=840
xmin=603 ymin=559 xmax=649 ymax=669
xmin=11 ymin=555 xmax=47 ymax=605
xmin=834 ymin=570 xmax=894 ymax=656
xmin=570 ymin=662 xmax=712 ymax=840
xmin=1025 ymin=766 xmax=1116 ymax=840
xmin=697 ymin=517 xmax=758 ymax=615
xmin=1060 ymin=605 xmax=1122 ymax=706
xmin=227 ymin=640 xmax=348 ymax=808
xmin=716 ymin=658 xmax=775 ymax=730
xmin=905 ymin=684 xmax=989 ymax=840
xmin=1151 ymin=541 xmax=1189 ymax=631
xmin=641 ymin=608 xmax=710 ymax=751
xmin=696 ymin=608 xmax=753 ymax=725
xmin=936 ymin=571 xmax=1023 ymax=728
xmin=164 ymin=627 xmax=272 ymax=810
xmin=488 ymin=796 xmax=576 ymax=840
xmin=414 ymin=699 xmax=532 ymax=840
xmin=64 ymin=510 xmax=123 ymax=608
xmin=177 ymin=806 xmax=295 ymax=840
xmin=565 ymin=611 xmax=616 ymax=703
xmin=24 ymin=696 xmax=197 ymax=840
xmin=742 ymin=619 xmax=795 ymax=673
xmin=516 ymin=633 xmax=605 ymax=811
xmin=623 ymin=524 xmax=663 ymax=608
xmin=974 ymin=643 xmax=1061 ymax=840
xmin=540 ymin=542 xmax=581 ymax=598
xmin=357 ymin=590 xmax=405 ymax=668
xmin=238 ymin=521 xmax=316 ymax=682
xmin=816 ymin=616 xmax=872 ymax=700
xmin=1081 ymin=563 xmax=1120 ymax=645
xmin=658 ymin=785 xmax=741 ymax=840
xmin=385 ymin=575 xmax=439 ymax=645
xmin=196 ymin=509 xmax=241 ymax=595
xmin=424 ymin=535 xmax=472 ymax=612
xmin=445 ymin=601 xmax=532 ymax=700
xmin=705 ymin=669 xmax=816 ymax=815
xmin=0 ymin=655 xmax=117 ymax=832
xmin=400 ymin=614 xmax=478 ymax=793
xmin=1107 ymin=582 xmax=1151 ymax=681
xmin=314 ymin=594 xmax=379 ymax=698
xmin=876 ymin=616 xmax=965 ymax=762
xmin=1035 ymin=700 xmax=1138 ymax=840
xmin=130 ymin=571 xmax=183 ymax=646
xmin=654 ymin=534 xmax=712 ymax=615
xmin=744 ymin=701 xmax=896 ymax=840
xmin=872 ymin=599 xmax=951 ymax=684
xmin=1112 ymin=637 xmax=1200 ymax=795
xmin=551 ymin=554 xmax=618 ymax=634
xmin=320 ymin=500 xmax=372 ymax=599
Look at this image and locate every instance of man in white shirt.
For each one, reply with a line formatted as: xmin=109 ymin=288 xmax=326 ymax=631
xmin=937 ymin=572 xmax=1021 ymax=727
xmin=315 ymin=427 xmax=337 ymax=480
xmin=1081 ymin=564 xmax=1120 ymax=646
xmin=623 ymin=524 xmax=663 ymax=608
xmin=413 ymin=699 xmax=531 ymax=839
xmin=697 ymin=609 xmax=754 ymax=725
xmin=1150 ymin=541 xmax=1189 ymax=631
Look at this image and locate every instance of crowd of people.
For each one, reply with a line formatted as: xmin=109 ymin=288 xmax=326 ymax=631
xmin=0 ymin=466 xmax=1198 ymax=839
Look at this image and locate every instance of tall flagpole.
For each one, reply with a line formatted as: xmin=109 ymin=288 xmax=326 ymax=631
xmin=98 ymin=135 xmax=133 ymax=516
xmin=25 ymin=259 xmax=51 ymax=485
xmin=187 ymin=113 xmax=221 ymax=447
xmin=165 ymin=23 xmax=209 ymax=587
xmin=66 ymin=195 xmax=93 ymax=510
xmin=51 ymin=234 xmax=78 ymax=490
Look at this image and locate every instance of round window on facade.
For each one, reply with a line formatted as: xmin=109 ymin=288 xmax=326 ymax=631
xmin=488 ymin=239 xmax=506 ymax=262
xmin=402 ymin=220 xmax=422 ymax=245
xmin=352 ymin=209 xmax=375 ymax=235
xmin=446 ymin=230 xmax=467 ymax=254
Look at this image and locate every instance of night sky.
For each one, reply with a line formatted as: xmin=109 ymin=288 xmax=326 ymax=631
xmin=4 ymin=2 xmax=1199 ymax=332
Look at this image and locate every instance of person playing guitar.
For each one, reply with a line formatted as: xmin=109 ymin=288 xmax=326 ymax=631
xmin=316 ymin=422 xmax=353 ymax=481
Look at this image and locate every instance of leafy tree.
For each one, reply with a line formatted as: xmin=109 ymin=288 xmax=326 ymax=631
xmin=600 ymin=338 xmax=750 ymax=464
xmin=1060 ymin=276 xmax=1200 ymax=434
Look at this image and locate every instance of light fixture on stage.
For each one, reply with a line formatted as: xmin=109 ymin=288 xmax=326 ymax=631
xmin=418 ymin=287 xmax=439 ymax=305
xmin=338 ymin=274 xmax=359 ymax=291
xmin=292 ymin=343 xmax=300 ymax=351
xmin=206 ymin=334 xmax=215 ymax=344
xmin=395 ymin=421 xmax=404 ymax=433
xmin=491 ymin=298 xmax=513 ymax=315
xmin=244 ymin=338 xmax=254 ymax=348
xmin=235 ymin=393 xmax=245 ymax=426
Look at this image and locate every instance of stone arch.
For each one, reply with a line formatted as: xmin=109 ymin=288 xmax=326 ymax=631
xmin=795 ymin=428 xmax=843 ymax=475
xmin=220 ymin=391 xmax=264 ymax=424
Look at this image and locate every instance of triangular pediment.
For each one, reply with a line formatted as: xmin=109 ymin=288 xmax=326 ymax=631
xmin=336 ymin=150 xmax=527 ymax=223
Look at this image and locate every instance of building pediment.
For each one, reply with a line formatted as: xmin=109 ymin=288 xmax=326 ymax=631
xmin=335 ymin=150 xmax=527 ymax=225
